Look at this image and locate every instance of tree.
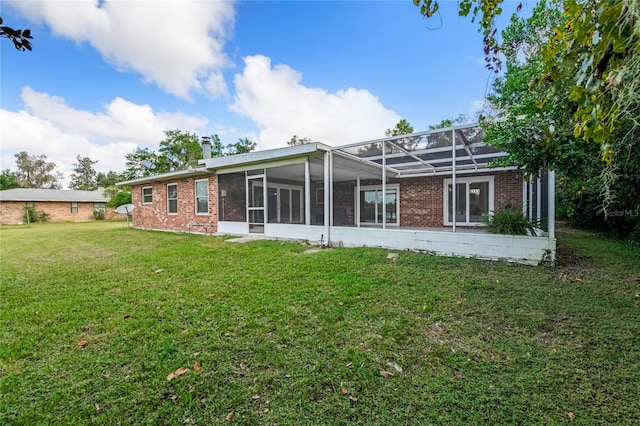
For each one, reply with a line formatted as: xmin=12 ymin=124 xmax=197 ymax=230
xmin=210 ymin=134 xmax=226 ymax=157
xmin=476 ymin=0 xmax=639 ymax=240
xmin=122 ymin=147 xmax=169 ymax=180
xmin=14 ymin=152 xmax=63 ymax=189
xmin=226 ymin=137 xmax=257 ymax=156
xmin=414 ymin=0 xmax=640 ymax=163
xmin=0 ymin=169 xmax=20 ymax=190
xmin=428 ymin=114 xmax=470 ymax=130
xmin=287 ymin=135 xmax=313 ymax=146
xmin=159 ymin=129 xmax=203 ymax=171
xmin=385 ymin=119 xmax=414 ymax=136
xmin=69 ymin=155 xmax=98 ymax=190
xmin=0 ymin=16 xmax=33 ymax=51
xmin=96 ymin=171 xmax=124 ymax=188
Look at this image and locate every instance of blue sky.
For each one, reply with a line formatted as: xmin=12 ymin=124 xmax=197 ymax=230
xmin=0 ymin=0 xmax=527 ymax=186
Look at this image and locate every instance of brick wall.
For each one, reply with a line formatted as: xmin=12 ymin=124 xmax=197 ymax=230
xmin=0 ymin=201 xmax=117 ymax=225
xmin=326 ymin=170 xmax=523 ymax=228
xmin=399 ymin=170 xmax=523 ymax=227
xmin=131 ymin=175 xmax=218 ymax=233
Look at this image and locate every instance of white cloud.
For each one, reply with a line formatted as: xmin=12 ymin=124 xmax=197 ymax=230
xmin=8 ymin=0 xmax=236 ymax=99
xmin=230 ymin=55 xmax=401 ymax=149
xmin=0 ymin=87 xmax=209 ymax=187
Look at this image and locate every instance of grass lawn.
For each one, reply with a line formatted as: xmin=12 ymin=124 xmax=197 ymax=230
xmin=1 ymin=222 xmax=639 ymax=425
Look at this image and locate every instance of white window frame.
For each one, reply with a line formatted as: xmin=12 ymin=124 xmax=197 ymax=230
xmin=70 ymin=202 xmax=78 ymax=214
xmin=443 ymin=176 xmax=494 ymax=226
xmin=167 ymin=183 xmax=178 ymax=215
xmin=358 ymin=184 xmax=400 ymax=226
xmin=142 ymin=186 xmax=153 ymax=204
xmin=194 ymin=179 xmax=209 ymax=215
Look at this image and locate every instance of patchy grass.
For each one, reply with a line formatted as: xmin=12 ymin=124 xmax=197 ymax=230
xmin=1 ymin=222 xmax=638 ymax=425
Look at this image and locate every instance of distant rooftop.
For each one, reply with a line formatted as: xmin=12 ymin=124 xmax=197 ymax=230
xmin=0 ymin=188 xmax=108 ymax=202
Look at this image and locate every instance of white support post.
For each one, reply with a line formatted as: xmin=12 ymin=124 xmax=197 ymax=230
xmin=323 ymin=151 xmax=330 ymax=245
xmin=452 ymin=129 xmax=456 ymax=233
xmin=528 ymin=180 xmax=534 ymax=220
xmin=245 ymin=171 xmax=249 ymax=227
xmin=356 ymin=176 xmax=361 ymax=228
xmin=522 ymin=179 xmax=528 ymax=216
xmin=329 ymin=151 xmax=334 ymax=227
xmin=536 ymin=175 xmax=542 ymax=222
xmin=382 ymin=140 xmax=387 ymax=230
xmin=548 ymin=170 xmax=555 ymax=239
xmin=305 ymin=159 xmax=311 ymax=226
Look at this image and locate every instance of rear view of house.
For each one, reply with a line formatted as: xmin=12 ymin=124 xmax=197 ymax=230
xmin=119 ymin=124 xmax=556 ymax=264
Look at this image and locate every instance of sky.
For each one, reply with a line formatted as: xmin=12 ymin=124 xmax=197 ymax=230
xmin=0 ymin=0 xmax=528 ymax=188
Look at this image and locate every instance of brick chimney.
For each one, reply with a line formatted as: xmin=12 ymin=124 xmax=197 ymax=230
xmin=201 ymin=136 xmax=211 ymax=159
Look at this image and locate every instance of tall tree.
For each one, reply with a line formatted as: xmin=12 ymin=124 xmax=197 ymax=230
xmin=96 ymin=171 xmax=124 ymax=188
xmin=414 ymin=0 xmax=640 ymax=165
xmin=287 ymin=135 xmax=313 ymax=146
xmin=0 ymin=16 xmax=33 ymax=51
xmin=122 ymin=147 xmax=169 ymax=180
xmin=210 ymin=134 xmax=226 ymax=157
xmin=14 ymin=152 xmax=63 ymax=189
xmin=0 ymin=169 xmax=20 ymax=190
xmin=226 ymin=137 xmax=257 ymax=155
xmin=69 ymin=155 xmax=98 ymax=190
xmin=159 ymin=129 xmax=203 ymax=171
xmin=385 ymin=119 xmax=414 ymax=136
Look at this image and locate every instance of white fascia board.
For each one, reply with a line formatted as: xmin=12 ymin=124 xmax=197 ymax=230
xmin=199 ymin=143 xmax=331 ymax=170
xmin=117 ymin=168 xmax=210 ymax=186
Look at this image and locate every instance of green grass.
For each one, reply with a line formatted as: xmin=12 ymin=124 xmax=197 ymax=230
xmin=1 ymin=222 xmax=639 ymax=425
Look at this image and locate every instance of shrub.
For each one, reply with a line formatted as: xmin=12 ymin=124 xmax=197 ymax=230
xmin=37 ymin=210 xmax=50 ymax=222
xmin=93 ymin=209 xmax=106 ymax=220
xmin=107 ymin=190 xmax=131 ymax=208
xmin=485 ymin=208 xmax=538 ymax=235
xmin=23 ymin=207 xmax=38 ymax=223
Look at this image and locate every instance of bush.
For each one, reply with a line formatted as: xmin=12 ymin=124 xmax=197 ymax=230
xmin=37 ymin=210 xmax=50 ymax=222
xmin=23 ymin=207 xmax=37 ymax=223
xmin=107 ymin=190 xmax=131 ymax=208
xmin=93 ymin=209 xmax=105 ymax=220
xmin=22 ymin=208 xmax=49 ymax=223
xmin=485 ymin=208 xmax=538 ymax=235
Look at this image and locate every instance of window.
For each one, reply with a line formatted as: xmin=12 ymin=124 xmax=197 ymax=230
xmin=94 ymin=202 xmax=106 ymax=213
xmin=70 ymin=202 xmax=78 ymax=214
xmin=443 ymin=176 xmax=494 ymax=225
xmin=167 ymin=183 xmax=178 ymax=214
xmin=359 ymin=185 xmax=399 ymax=225
xmin=195 ymin=179 xmax=209 ymax=214
xmin=316 ymin=187 xmax=324 ymax=204
xmin=142 ymin=186 xmax=152 ymax=204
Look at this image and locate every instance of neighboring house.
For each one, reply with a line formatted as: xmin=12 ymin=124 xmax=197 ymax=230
xmin=0 ymin=188 xmax=117 ymax=225
xmin=118 ymin=124 xmax=556 ymax=264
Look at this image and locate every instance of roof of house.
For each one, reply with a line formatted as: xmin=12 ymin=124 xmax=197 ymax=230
xmin=0 ymin=188 xmax=108 ymax=202
xmin=117 ymin=143 xmax=331 ymax=186
xmin=116 ymin=124 xmax=514 ymax=186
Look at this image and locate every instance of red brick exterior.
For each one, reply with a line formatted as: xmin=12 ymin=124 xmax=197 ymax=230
xmin=0 ymin=201 xmax=117 ymax=225
xmin=131 ymin=175 xmax=218 ymax=233
xmin=129 ymin=170 xmax=522 ymax=232
xmin=399 ymin=171 xmax=523 ymax=227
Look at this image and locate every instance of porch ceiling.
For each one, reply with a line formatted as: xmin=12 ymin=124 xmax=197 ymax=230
xmin=333 ymin=123 xmax=510 ymax=177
